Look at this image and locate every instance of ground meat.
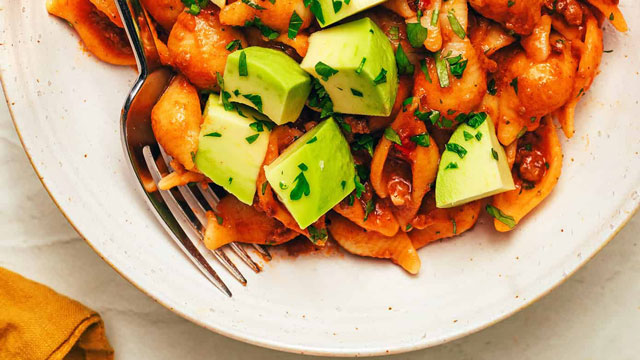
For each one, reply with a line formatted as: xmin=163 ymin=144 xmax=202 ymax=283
xmin=515 ymin=133 xmax=547 ymax=183
xmin=544 ymin=0 xmax=584 ymax=25
xmin=407 ymin=0 xmax=430 ymax=13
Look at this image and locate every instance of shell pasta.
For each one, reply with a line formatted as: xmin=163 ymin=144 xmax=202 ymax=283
xmin=48 ymin=0 xmax=626 ymax=273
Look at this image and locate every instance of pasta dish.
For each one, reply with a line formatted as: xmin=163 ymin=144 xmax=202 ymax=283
xmin=47 ymin=0 xmax=627 ymax=274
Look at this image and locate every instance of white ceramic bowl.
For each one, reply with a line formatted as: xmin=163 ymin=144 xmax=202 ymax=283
xmin=1 ymin=1 xmax=639 ymax=356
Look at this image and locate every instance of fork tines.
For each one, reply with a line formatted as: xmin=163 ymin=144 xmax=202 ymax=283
xmin=142 ymin=145 xmax=270 ymax=297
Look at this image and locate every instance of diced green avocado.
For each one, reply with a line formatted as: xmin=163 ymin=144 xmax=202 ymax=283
xmin=264 ymin=118 xmax=355 ymax=228
xmin=300 ymin=18 xmax=397 ymax=117
xmin=195 ymin=94 xmax=272 ymax=205
xmin=224 ymin=47 xmax=311 ymax=125
xmin=435 ymin=113 xmax=515 ymax=208
xmin=313 ymin=0 xmax=388 ymax=27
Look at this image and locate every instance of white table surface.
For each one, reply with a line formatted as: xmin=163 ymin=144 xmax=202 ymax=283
xmin=1 ymin=90 xmax=638 ymax=360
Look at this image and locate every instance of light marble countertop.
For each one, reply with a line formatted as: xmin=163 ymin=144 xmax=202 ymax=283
xmin=1 ymin=91 xmax=638 ymax=359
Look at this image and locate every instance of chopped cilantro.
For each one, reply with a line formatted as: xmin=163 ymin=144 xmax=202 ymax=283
xmin=351 ymin=88 xmax=363 ymax=97
xmin=444 ymin=162 xmax=458 ymax=170
xmin=354 ymin=174 xmax=365 ymax=198
xmin=384 ymin=127 xmax=402 ymax=145
xmin=225 ymin=39 xmax=242 ymax=51
xmin=487 ymin=78 xmax=497 ymax=95
xmin=242 ymin=93 xmax=263 ymax=112
xmin=419 ymin=59 xmax=431 ymax=83
xmin=308 ymin=226 xmax=328 ymax=243
xmin=238 ymin=51 xmax=248 ymax=76
xmin=463 ymin=130 xmax=473 ymax=141
xmin=374 ymin=68 xmax=389 ymax=84
xmin=486 ymin=205 xmax=516 ymax=228
xmin=332 ymin=0 xmax=342 ymax=13
xmin=510 ymin=77 xmax=519 ymax=94
xmin=204 ymin=132 xmax=222 ymax=137
xmin=290 ymin=172 xmax=310 ymax=200
xmin=288 ymin=11 xmax=303 ymax=39
xmin=244 ymin=18 xmax=279 ymax=39
xmin=434 ymin=51 xmax=450 ymax=88
xmin=241 ymin=0 xmax=266 ymax=9
xmin=447 ymin=10 xmax=466 ymax=39
xmin=491 ymin=148 xmax=499 ymax=160
xmin=396 ymin=45 xmax=414 ymax=75
xmin=355 ymin=57 xmax=366 ymax=74
xmin=446 ymin=143 xmax=467 ymax=158
xmin=352 ymin=134 xmax=375 ymax=156
xmin=307 ymin=136 xmax=318 ymax=144
xmin=245 ymin=133 xmax=260 ymax=144
xmin=466 ymin=112 xmax=487 ymax=128
xmin=410 ymin=133 xmax=431 ymax=147
xmin=315 ymin=61 xmax=338 ymax=81
xmin=407 ymin=22 xmax=428 ymax=47
xmin=363 ymin=199 xmax=375 ymax=221
xmin=447 ymin=54 xmax=468 ymax=79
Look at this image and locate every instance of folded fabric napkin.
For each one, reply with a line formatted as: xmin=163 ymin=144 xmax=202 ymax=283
xmin=0 ymin=268 xmax=114 ymax=360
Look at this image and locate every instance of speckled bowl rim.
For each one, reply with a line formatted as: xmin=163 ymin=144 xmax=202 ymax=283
xmin=3 ymin=68 xmax=639 ymax=356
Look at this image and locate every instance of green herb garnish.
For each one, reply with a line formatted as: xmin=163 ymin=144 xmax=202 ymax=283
xmin=225 ymin=39 xmax=242 ymax=51
xmin=510 ymin=77 xmax=519 ymax=94
xmin=355 ymin=57 xmax=366 ymax=74
xmin=204 ymin=132 xmax=222 ymax=137
xmin=447 ymin=10 xmax=466 ymax=39
xmin=315 ymin=61 xmax=338 ymax=81
xmin=410 ymin=133 xmax=431 ymax=147
xmin=384 ymin=127 xmax=402 ymax=145
xmin=446 ymin=143 xmax=467 ymax=158
xmin=487 ymin=78 xmax=497 ymax=95
xmin=434 ymin=50 xmax=449 ymax=88
xmin=308 ymin=226 xmax=328 ymax=243
xmin=374 ymin=68 xmax=388 ymax=84
xmin=407 ymin=22 xmax=428 ymax=47
xmin=245 ymin=134 xmax=260 ymax=144
xmin=352 ymin=134 xmax=375 ymax=156
xmin=242 ymin=93 xmax=263 ymax=112
xmin=396 ymin=45 xmax=414 ymax=75
xmin=363 ymin=199 xmax=375 ymax=221
xmin=419 ymin=59 xmax=431 ymax=83
xmin=351 ymin=88 xmax=363 ymax=97
xmin=288 ymin=11 xmax=303 ymax=39
xmin=332 ymin=0 xmax=342 ymax=13
xmin=486 ymin=205 xmax=516 ymax=228
xmin=290 ymin=172 xmax=310 ymax=200
xmin=238 ymin=51 xmax=248 ymax=76
xmin=241 ymin=0 xmax=267 ymax=9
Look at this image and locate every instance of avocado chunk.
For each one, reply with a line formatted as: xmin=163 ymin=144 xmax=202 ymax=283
xmin=264 ymin=118 xmax=355 ymax=228
xmin=435 ymin=113 xmax=515 ymax=208
xmin=300 ymin=18 xmax=397 ymax=117
xmin=224 ymin=46 xmax=311 ymax=125
xmin=195 ymin=94 xmax=272 ymax=205
xmin=313 ymin=0 xmax=388 ymax=27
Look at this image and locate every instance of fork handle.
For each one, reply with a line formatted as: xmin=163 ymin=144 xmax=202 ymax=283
xmin=114 ymin=0 xmax=162 ymax=75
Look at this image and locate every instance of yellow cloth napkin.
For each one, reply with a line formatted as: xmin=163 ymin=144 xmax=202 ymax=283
xmin=0 ymin=268 xmax=114 ymax=360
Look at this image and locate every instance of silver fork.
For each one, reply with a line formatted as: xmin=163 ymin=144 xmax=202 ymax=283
xmin=115 ymin=0 xmax=270 ymax=297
